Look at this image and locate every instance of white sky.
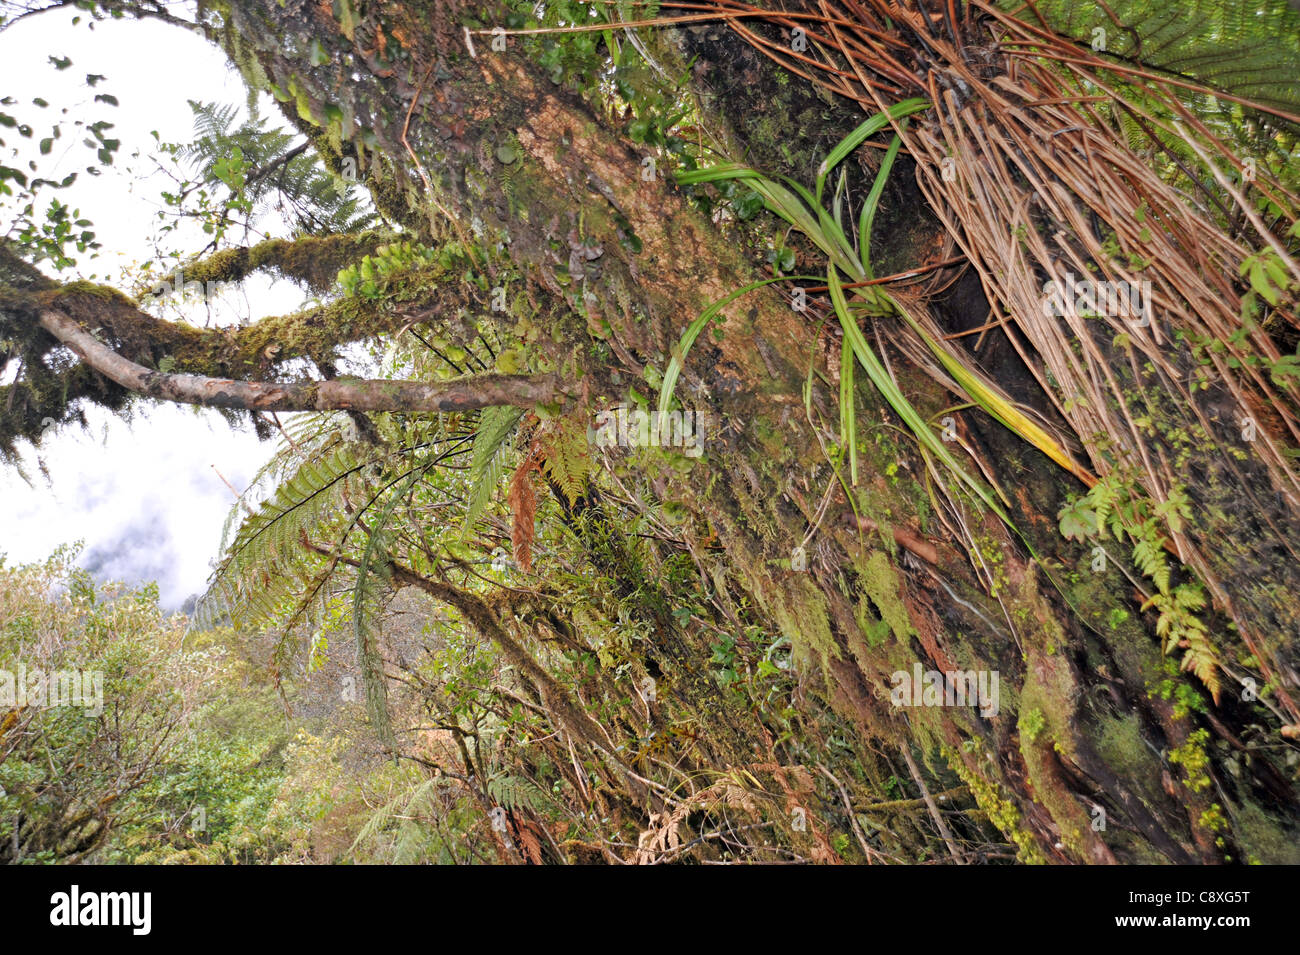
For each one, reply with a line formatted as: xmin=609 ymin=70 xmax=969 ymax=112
xmin=1 ymin=7 xmax=310 ymax=609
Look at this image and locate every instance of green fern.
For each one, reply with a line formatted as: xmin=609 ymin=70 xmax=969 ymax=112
xmin=180 ymin=99 xmax=377 ymax=237
xmin=1058 ymin=478 xmax=1219 ymax=698
xmin=540 ymin=415 xmax=591 ymax=505
xmin=487 ymin=774 xmax=552 ymax=813
xmin=195 ymin=433 xmax=370 ymax=633
xmin=1019 ymin=0 xmax=1300 ymax=115
xmin=352 ymin=464 xmax=434 ymax=749
xmin=462 ymin=405 xmax=524 ymax=533
xmin=348 ymin=777 xmax=445 ymax=860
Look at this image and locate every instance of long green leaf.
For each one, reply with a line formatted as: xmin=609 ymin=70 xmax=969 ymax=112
xmin=814 ymin=98 xmax=930 ymax=206
xmin=859 ymin=130 xmax=904 ymax=278
xmin=840 ymin=335 xmax=857 ymax=485
xmin=828 ymin=265 xmax=1013 ymax=526
xmin=658 ymin=275 xmax=814 ymax=423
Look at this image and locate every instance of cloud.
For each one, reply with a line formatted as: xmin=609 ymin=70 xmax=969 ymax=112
xmin=0 ymin=12 xmax=317 ymax=612
xmin=2 ymin=404 xmax=270 ymax=611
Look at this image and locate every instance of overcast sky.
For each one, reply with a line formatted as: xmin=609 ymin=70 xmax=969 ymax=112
xmin=1 ymin=7 xmax=306 ymax=609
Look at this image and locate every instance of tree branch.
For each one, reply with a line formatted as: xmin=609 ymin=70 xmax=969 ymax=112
xmin=39 ymin=308 xmax=561 ymax=413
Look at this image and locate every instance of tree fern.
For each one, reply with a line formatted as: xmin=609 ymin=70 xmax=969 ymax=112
xmin=462 ymin=405 xmax=524 ymax=534
xmin=195 ymin=434 xmax=370 ymax=633
xmin=487 ymin=774 xmax=552 ymax=814
xmin=179 ymin=99 xmax=377 ymax=238
xmin=1018 ymin=0 xmax=1300 ymax=116
xmin=351 ymin=463 xmax=433 ymax=749
xmin=348 ymin=777 xmax=445 ymax=860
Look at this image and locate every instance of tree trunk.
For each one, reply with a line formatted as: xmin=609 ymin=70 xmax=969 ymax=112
xmin=7 ymin=0 xmax=1295 ymax=862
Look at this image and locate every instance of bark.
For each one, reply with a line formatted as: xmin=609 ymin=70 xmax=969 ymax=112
xmin=38 ymin=308 xmax=560 ymax=412
xmin=11 ymin=0 xmax=1293 ymax=863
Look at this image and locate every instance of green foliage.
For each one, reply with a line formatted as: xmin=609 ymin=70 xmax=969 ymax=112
xmin=462 ymin=405 xmax=524 ymax=533
xmin=487 ymin=774 xmax=552 ymax=813
xmin=1019 ymin=0 xmax=1300 ymax=115
xmin=539 ymin=414 xmax=592 ymax=505
xmin=1239 ymin=239 xmax=1296 ymax=310
xmin=348 ymin=777 xmax=446 ymax=863
xmin=667 ymin=102 xmax=1044 ymax=537
xmin=197 ymin=427 xmax=369 ymax=635
xmin=0 ymin=549 xmax=326 ymax=864
xmin=352 ymin=464 xmax=435 ymax=749
xmin=337 ymin=240 xmax=437 ymax=300
xmin=1019 ymin=707 xmax=1047 ymax=744
xmin=0 ymin=64 xmax=118 ymax=268
xmin=159 ymin=99 xmax=376 ymax=247
xmin=1059 ymin=474 xmax=1219 ymax=698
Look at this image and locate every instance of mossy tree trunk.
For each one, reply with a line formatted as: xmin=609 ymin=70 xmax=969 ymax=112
xmin=5 ymin=0 xmax=1294 ymax=862
xmin=209 ymin=0 xmax=1298 ymax=862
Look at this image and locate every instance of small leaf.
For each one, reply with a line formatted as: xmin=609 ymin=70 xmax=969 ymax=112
xmin=1058 ymin=501 xmax=1099 ymax=541
xmin=1249 ymin=261 xmax=1280 ymax=305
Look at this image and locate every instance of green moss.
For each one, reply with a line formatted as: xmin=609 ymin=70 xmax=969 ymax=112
xmin=774 ymin=574 xmax=840 ymax=674
xmin=1168 ymin=728 xmax=1213 ymax=793
xmin=40 ymin=280 xmax=135 ymax=306
xmin=850 ymin=549 xmax=913 ymax=645
xmin=943 ymin=743 xmax=1046 ymax=864
xmin=1019 ymin=707 xmax=1046 ymax=744
xmin=1093 ymin=711 xmax=1161 ymax=801
xmin=1229 ymin=799 xmax=1300 ymax=864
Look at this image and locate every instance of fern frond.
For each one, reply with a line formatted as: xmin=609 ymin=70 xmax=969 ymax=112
xmin=487 ymin=774 xmax=551 ymax=813
xmin=538 ymin=415 xmax=592 ymax=505
xmin=351 ymin=464 xmax=431 ymax=748
xmin=462 ymin=405 xmax=524 ymax=534
xmin=1023 ymin=0 xmax=1300 ymax=115
xmin=348 ymin=777 xmax=445 ymax=859
xmin=195 ymin=436 xmax=370 ymax=631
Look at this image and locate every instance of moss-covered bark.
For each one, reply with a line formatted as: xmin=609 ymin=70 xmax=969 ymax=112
xmin=7 ymin=0 xmax=1293 ymax=862
xmin=154 ymin=0 xmax=1300 ymax=862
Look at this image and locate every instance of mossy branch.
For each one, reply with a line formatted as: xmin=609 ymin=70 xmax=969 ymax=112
xmin=38 ymin=308 xmax=562 ymax=413
xmin=161 ymin=232 xmax=387 ymax=294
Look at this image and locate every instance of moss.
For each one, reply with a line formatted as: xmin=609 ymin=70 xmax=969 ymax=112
xmin=943 ymin=743 xmax=1047 ymax=863
xmin=181 ymin=233 xmax=388 ymax=293
xmin=40 ymin=280 xmax=135 ymax=306
xmin=1019 ymin=707 xmax=1046 ymax=744
xmin=849 ymin=549 xmax=913 ymax=645
xmin=1168 ymin=728 xmax=1213 ymax=793
xmin=1093 ymin=711 xmax=1162 ymax=803
xmin=1229 ymin=798 xmax=1300 ymax=864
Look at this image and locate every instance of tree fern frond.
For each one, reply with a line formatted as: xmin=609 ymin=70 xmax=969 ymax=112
xmin=462 ymin=405 xmax=524 ymax=534
xmin=1023 ymin=0 xmax=1300 ymax=115
xmin=348 ymin=778 xmax=445 ymax=858
xmin=195 ymin=438 xmax=371 ymax=631
xmin=351 ymin=464 xmax=431 ymax=748
xmin=487 ymin=774 xmax=552 ymax=813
